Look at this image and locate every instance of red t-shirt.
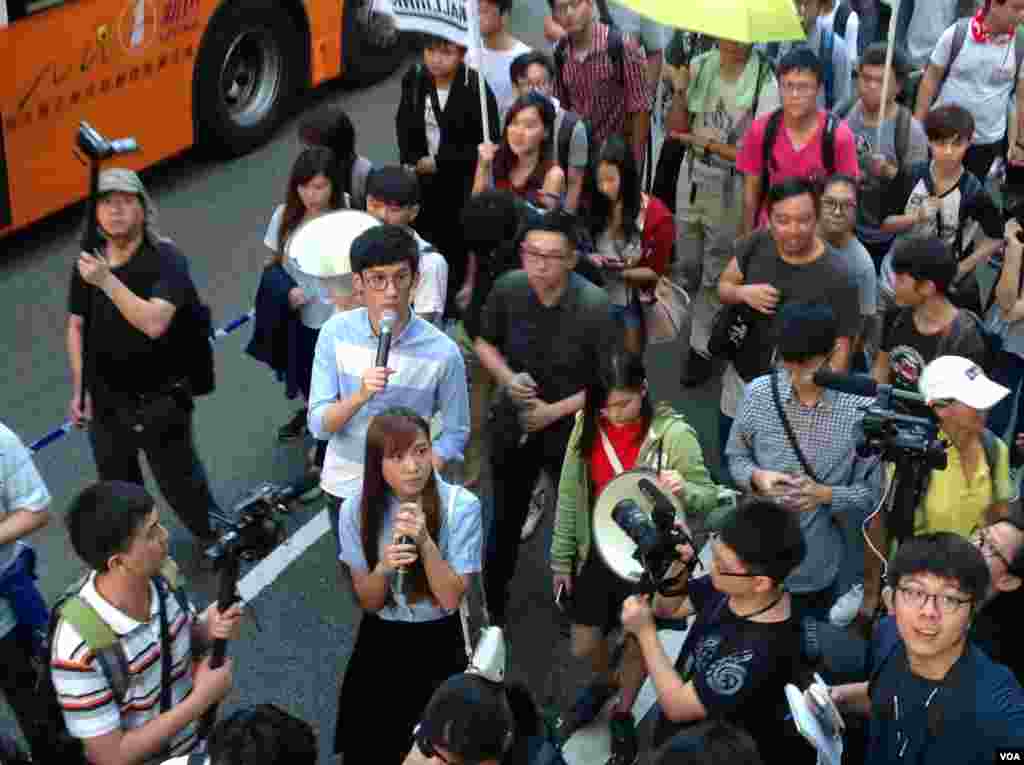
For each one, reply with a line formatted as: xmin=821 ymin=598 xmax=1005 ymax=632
xmin=736 ymin=110 xmax=860 ymax=227
xmin=589 ymin=418 xmax=645 ymax=500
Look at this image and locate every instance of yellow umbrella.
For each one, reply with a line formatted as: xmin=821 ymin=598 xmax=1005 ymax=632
xmin=614 ymin=0 xmax=805 ymax=44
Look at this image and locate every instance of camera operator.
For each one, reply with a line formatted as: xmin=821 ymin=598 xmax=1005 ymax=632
xmin=334 ymin=408 xmax=482 ymax=765
xmin=620 ymin=499 xmax=812 ymax=765
xmin=66 ymin=169 xmax=220 ymax=551
xmin=160 ymin=704 xmax=316 ymax=765
xmin=549 ymin=349 xmax=720 ymax=763
xmin=725 ymin=302 xmax=883 ymax=621
xmin=830 ymin=533 xmax=1024 ymax=765
xmin=51 ymin=481 xmax=243 ymax=765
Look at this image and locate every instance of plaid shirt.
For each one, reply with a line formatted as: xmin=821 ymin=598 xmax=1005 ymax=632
xmin=554 ymin=23 xmax=650 ymax=150
xmin=726 ymin=372 xmax=883 ymax=593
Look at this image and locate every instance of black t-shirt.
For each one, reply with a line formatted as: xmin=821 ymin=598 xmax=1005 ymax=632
xmin=972 ymin=588 xmax=1024 ymax=686
xmin=655 ymin=576 xmax=808 ymax=763
xmin=68 ymin=240 xmax=190 ymax=411
xmin=880 ymin=307 xmax=989 ymax=379
xmin=732 ymin=230 xmax=861 ymax=381
xmin=478 ymin=270 xmax=615 ymax=405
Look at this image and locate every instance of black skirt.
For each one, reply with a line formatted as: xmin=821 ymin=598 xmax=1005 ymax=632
xmin=335 ymin=611 xmax=467 ymax=762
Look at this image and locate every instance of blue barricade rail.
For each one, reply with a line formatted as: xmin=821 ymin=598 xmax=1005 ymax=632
xmin=28 ymin=308 xmax=256 ymax=454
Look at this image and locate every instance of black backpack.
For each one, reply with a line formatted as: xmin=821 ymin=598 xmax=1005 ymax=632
xmin=157 ymin=241 xmax=216 ymax=397
xmin=759 ymin=108 xmax=838 ymax=211
xmin=554 ymin=109 xmax=588 ymax=179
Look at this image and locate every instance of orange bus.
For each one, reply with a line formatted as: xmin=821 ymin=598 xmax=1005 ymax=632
xmin=1 ymin=0 xmax=406 ymax=236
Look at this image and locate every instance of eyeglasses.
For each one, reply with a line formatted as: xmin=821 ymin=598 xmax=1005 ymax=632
xmin=414 ymin=725 xmax=470 ymax=765
xmin=552 ymin=0 xmax=585 ymax=14
xmin=520 ymin=244 xmax=571 ymax=264
xmin=971 ymin=525 xmax=1012 ymax=570
xmin=821 ymin=198 xmax=857 ymax=214
xmin=362 ymin=270 xmax=414 ymax=291
xmin=709 ymin=532 xmax=765 ymax=578
xmin=895 ymin=585 xmax=972 ymax=614
xmin=780 ymin=82 xmax=818 ymax=96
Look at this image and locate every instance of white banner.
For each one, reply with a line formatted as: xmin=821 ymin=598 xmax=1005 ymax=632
xmin=378 ymin=0 xmax=470 ymax=47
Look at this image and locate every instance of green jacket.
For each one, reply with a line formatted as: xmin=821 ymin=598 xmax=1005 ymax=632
xmin=550 ymin=404 xmax=721 ymax=576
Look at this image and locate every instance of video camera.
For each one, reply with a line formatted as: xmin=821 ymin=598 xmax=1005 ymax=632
xmin=608 ymin=478 xmax=697 ymax=596
xmin=76 ymin=122 xmax=139 ymax=161
xmin=206 ymin=482 xmax=293 ymax=564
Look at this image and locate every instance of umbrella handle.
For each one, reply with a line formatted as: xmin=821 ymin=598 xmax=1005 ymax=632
xmin=876 ymin=0 xmax=901 ymax=150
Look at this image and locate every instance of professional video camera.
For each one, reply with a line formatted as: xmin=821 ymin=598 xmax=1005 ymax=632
xmin=591 ymin=472 xmax=701 ymax=596
xmin=814 ymin=371 xmax=948 ymax=545
xmin=197 ymin=482 xmax=295 ymax=738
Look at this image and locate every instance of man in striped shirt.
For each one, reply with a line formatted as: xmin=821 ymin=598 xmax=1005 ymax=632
xmin=548 ymin=0 xmax=651 ymax=164
xmin=309 ymin=224 xmax=470 ymax=549
xmin=50 ymin=481 xmax=243 ymax=765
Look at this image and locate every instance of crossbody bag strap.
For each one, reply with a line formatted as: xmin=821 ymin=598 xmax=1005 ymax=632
xmin=152 ymin=576 xmax=174 ymax=714
xmin=598 ymin=427 xmax=626 ymax=475
xmin=770 ymin=371 xmax=821 ymax=483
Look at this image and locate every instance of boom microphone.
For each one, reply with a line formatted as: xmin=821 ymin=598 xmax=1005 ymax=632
xmin=376 ymin=310 xmax=398 ymax=367
xmin=812 ymin=370 xmax=927 ymax=406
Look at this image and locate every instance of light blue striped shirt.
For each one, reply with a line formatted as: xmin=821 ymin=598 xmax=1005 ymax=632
xmin=309 ymin=308 xmax=470 ymax=499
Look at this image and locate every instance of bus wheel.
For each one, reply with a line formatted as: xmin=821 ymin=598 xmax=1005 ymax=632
xmin=342 ymin=0 xmax=410 ymax=87
xmin=193 ymin=0 xmax=304 ymax=156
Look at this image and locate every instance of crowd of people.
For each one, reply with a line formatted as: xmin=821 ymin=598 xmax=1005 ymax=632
xmin=7 ymin=0 xmax=1024 ymax=763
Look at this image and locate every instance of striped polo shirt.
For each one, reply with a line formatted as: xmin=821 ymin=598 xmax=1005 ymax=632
xmin=308 ymin=308 xmax=470 ymax=499
xmin=50 ymin=572 xmax=201 ymax=759
xmin=554 ymin=22 xmax=650 ymax=151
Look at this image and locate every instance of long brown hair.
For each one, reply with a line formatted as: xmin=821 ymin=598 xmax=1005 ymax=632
xmin=493 ymin=93 xmax=556 ymax=192
xmin=359 ymin=408 xmax=442 ymax=605
xmin=274 ymin=146 xmax=340 ymax=264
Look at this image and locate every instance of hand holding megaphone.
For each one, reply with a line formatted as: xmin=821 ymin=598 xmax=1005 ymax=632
xmin=656 ymin=469 xmax=684 ymax=497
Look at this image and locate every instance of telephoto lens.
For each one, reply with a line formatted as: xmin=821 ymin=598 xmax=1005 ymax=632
xmin=612 ymin=499 xmax=660 ymax=552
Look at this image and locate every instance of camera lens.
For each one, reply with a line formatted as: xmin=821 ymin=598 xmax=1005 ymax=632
xmin=612 ymin=499 xmax=660 ymax=552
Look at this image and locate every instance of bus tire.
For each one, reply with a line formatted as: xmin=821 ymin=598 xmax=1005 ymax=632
xmin=342 ymin=0 xmax=409 ymax=87
xmin=193 ymin=0 xmax=305 ymax=156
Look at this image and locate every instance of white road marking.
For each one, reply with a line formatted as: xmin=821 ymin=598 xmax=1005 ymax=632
xmin=237 ymin=508 xmax=330 ymax=603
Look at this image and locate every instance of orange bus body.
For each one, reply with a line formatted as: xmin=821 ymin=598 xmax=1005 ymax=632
xmin=1 ymin=0 xmax=343 ymax=237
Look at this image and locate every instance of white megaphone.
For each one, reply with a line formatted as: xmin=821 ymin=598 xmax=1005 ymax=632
xmin=466 ymin=626 xmax=506 ymax=684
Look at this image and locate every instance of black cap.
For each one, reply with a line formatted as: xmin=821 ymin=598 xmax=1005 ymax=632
xmin=776 ymin=302 xmax=838 ymax=362
xmin=417 ymin=674 xmax=513 ymax=763
xmin=366 ymin=165 xmax=421 ymax=207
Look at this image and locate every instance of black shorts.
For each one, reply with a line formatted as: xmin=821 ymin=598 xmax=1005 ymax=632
xmin=570 ymin=550 xmax=638 ymax=631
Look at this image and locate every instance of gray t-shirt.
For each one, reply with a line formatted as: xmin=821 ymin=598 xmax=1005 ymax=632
xmin=337 ymin=478 xmax=482 ymax=622
xmin=907 ymin=0 xmax=958 ymax=67
xmin=844 ymin=103 xmax=929 ymax=245
xmin=0 ymin=423 xmax=51 ymax=639
xmin=833 ymin=235 xmax=877 ymax=316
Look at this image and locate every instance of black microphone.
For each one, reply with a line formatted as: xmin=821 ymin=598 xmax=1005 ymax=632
xmin=393 ymin=501 xmax=419 ymax=597
xmin=375 ymin=310 xmax=398 ymax=367
xmin=812 ymin=370 xmax=927 ymax=406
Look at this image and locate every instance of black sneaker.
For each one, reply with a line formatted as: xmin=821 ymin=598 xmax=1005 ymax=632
xmin=607 ymin=712 xmax=638 ymax=765
xmin=277 ymin=408 xmax=307 ymax=441
xmin=681 ymin=350 xmax=713 ymax=388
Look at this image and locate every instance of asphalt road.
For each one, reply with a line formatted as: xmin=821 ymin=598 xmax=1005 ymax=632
xmin=0 ymin=2 xmax=725 ymax=760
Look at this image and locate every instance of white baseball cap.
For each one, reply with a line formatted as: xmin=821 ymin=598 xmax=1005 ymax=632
xmin=918 ymin=355 xmax=1010 ymax=411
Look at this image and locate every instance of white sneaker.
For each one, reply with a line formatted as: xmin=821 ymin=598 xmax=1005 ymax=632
xmin=829 ymin=583 xmax=864 ymax=627
xmin=521 ymin=474 xmax=552 ymax=541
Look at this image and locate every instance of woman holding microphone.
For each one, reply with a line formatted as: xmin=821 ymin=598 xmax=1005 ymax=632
xmin=334 ymin=407 xmax=483 ymax=764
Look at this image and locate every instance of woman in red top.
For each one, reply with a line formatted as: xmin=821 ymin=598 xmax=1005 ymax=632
xmin=549 ymin=350 xmax=718 ymax=761
xmin=586 ymin=136 xmax=675 ymax=354
xmin=472 ymin=92 xmax=565 ymax=209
